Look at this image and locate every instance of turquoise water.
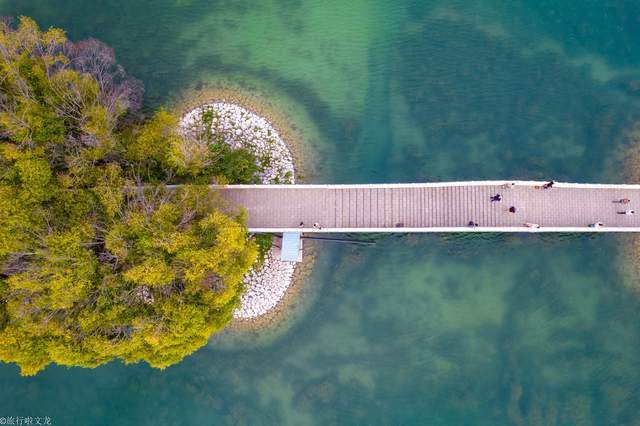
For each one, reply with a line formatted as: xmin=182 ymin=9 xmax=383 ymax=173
xmin=2 ymin=0 xmax=640 ymax=424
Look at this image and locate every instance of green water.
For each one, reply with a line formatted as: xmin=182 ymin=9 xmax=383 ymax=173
xmin=2 ymin=0 xmax=640 ymax=424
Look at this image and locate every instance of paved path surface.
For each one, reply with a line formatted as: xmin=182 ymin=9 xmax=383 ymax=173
xmin=217 ymin=181 xmax=640 ymax=232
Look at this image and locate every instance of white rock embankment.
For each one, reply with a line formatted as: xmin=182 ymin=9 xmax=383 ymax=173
xmin=180 ymin=102 xmax=297 ymax=320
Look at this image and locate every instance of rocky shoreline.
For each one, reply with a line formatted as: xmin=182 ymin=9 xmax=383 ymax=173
xmin=234 ymin=252 xmax=296 ymax=319
xmin=180 ymin=100 xmax=302 ymax=323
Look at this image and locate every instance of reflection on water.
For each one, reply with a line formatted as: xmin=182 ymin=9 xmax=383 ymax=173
xmin=1 ymin=0 xmax=640 ymax=424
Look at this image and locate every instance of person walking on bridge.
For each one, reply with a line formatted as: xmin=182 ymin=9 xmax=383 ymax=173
xmin=618 ymin=209 xmax=635 ymax=215
xmin=490 ymin=194 xmax=502 ymax=202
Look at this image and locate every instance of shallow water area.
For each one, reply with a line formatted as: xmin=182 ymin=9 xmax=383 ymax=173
xmin=2 ymin=0 xmax=640 ymax=424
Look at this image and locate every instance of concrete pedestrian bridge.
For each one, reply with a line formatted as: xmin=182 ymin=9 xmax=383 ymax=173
xmin=217 ymin=181 xmax=640 ymax=233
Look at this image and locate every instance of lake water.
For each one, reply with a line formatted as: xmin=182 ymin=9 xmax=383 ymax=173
xmin=2 ymin=0 xmax=640 ymax=424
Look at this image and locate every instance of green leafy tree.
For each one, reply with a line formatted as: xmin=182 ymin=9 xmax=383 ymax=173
xmin=124 ymin=109 xmax=179 ymax=180
xmin=206 ymin=143 xmax=261 ymax=184
xmin=0 ymin=17 xmax=259 ymax=375
xmin=0 ymin=187 xmax=256 ymax=375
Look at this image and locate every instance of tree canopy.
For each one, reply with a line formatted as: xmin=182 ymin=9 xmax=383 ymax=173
xmin=0 ymin=17 xmax=259 ymax=375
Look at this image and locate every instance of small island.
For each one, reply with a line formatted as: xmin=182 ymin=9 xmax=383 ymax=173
xmin=0 ymin=18 xmax=308 ymax=375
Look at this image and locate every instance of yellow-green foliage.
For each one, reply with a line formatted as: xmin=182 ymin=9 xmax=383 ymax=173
xmin=92 ymin=163 xmax=127 ymax=220
xmin=1 ymin=19 xmax=74 ymax=145
xmin=126 ymin=110 xmax=176 ymax=164
xmin=167 ymin=134 xmax=211 ymax=176
xmin=7 ymin=227 xmax=97 ymax=310
xmin=123 ymin=258 xmax=176 ymax=287
xmin=0 ymin=146 xmax=51 ymax=257
xmin=0 ymin=18 xmax=258 ymax=376
xmin=0 ymin=186 xmax=257 ymax=376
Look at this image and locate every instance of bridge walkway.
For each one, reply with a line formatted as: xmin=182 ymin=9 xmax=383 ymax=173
xmin=217 ymin=182 xmax=640 ymax=232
